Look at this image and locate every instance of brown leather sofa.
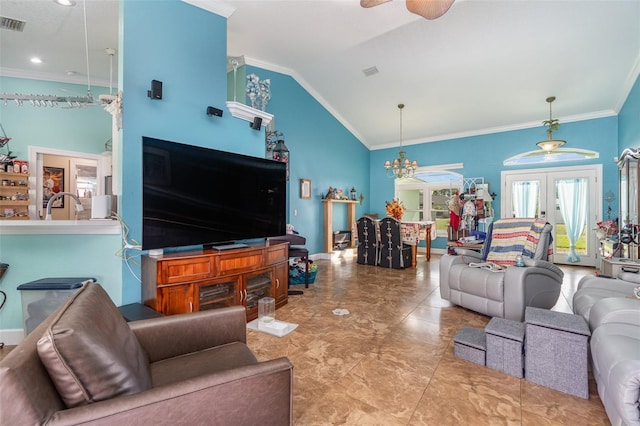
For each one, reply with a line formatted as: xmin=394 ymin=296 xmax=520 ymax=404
xmin=0 ymin=282 xmax=293 ymax=425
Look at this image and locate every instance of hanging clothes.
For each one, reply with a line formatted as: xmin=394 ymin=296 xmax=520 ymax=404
xmin=448 ymin=192 xmax=461 ymax=230
xmin=462 ymin=197 xmax=477 ymax=230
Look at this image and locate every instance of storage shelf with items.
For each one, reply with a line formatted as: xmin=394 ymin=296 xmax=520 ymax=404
xmin=461 ymin=177 xmax=494 ymax=233
xmin=0 ymin=171 xmax=30 ymax=220
xmin=448 ymin=177 xmax=494 ymax=244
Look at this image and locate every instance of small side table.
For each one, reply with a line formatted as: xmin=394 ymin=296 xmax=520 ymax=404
xmin=118 ymin=303 xmax=163 ymax=322
xmin=524 ymin=307 xmax=591 ymax=399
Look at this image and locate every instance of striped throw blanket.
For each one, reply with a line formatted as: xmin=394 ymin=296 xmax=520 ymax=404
xmin=486 ymin=218 xmax=552 ymax=267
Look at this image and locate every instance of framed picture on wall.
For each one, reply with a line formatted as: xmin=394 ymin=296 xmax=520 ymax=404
xmin=300 ymin=178 xmax=311 ymax=199
xmin=43 ymin=166 xmax=65 ymax=209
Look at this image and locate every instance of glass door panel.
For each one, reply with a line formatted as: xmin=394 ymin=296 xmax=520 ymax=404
xmin=398 ymin=189 xmax=423 ymax=221
xmin=502 ymin=166 xmax=600 ymax=266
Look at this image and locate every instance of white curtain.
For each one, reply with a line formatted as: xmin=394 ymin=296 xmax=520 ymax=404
xmin=512 ymin=181 xmax=539 ymax=218
xmin=558 ymin=178 xmax=588 ymax=262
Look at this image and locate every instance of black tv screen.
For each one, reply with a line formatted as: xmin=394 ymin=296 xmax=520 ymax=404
xmin=142 ymin=137 xmax=287 ymax=250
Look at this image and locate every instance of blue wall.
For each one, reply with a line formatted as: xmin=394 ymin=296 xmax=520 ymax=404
xmin=0 ymin=78 xmax=121 ymax=331
xmin=244 ymin=66 xmax=370 ymax=254
xmin=618 ymin=75 xmax=640 ymax=152
xmin=0 ymin=77 xmax=110 ymax=156
xmin=370 ymin=116 xmax=620 ymax=250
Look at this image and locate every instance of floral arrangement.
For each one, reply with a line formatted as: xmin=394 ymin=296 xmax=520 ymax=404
xmin=246 ymin=73 xmax=271 ymax=111
xmin=385 ymin=198 xmax=405 ymax=220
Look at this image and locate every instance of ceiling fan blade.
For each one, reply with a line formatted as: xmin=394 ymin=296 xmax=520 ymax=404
xmin=360 ymin=0 xmax=391 ymax=8
xmin=406 ymin=0 xmax=455 ymax=20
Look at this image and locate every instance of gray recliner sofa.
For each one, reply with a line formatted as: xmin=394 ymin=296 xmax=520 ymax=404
xmin=573 ymin=272 xmax=640 ymax=425
xmin=0 ymin=282 xmax=293 ymax=425
xmin=440 ymin=219 xmax=563 ymax=321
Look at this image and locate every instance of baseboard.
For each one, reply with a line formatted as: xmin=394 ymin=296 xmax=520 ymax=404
xmin=0 ymin=328 xmax=24 ymax=345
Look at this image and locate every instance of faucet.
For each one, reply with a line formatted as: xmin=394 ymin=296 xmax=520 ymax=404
xmin=45 ymin=192 xmax=84 ymax=220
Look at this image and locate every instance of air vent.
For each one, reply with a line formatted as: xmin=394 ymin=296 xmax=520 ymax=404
xmin=362 ymin=66 xmax=379 ymax=77
xmin=1 ymin=16 xmax=26 ymax=32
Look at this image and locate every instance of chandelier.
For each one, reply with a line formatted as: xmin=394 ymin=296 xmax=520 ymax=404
xmin=384 ymin=103 xmax=418 ymax=179
xmin=536 ymin=96 xmax=566 ymax=152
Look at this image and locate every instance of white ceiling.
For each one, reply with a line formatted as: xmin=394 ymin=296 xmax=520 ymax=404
xmin=2 ymin=0 xmax=639 ymax=150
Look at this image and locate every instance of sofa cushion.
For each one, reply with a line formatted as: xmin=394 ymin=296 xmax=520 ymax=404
xmin=37 ymin=282 xmax=152 ymax=408
xmin=151 ymin=341 xmax=258 ymax=388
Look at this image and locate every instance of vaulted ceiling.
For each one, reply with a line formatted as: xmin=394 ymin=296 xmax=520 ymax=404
xmin=2 ymin=0 xmax=639 ymax=150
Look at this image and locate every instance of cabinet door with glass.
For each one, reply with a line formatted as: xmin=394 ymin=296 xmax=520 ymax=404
xmin=195 ymin=277 xmax=241 ymax=312
xmin=244 ymin=268 xmax=274 ymax=320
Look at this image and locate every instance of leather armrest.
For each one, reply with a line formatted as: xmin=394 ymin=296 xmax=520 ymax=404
xmin=618 ymin=270 xmax=640 ymax=284
xmin=47 ymin=357 xmax=293 ymax=426
xmin=129 ymin=306 xmax=247 ymax=363
xmin=589 ymin=297 xmax=640 ymax=330
xmin=504 ymin=261 xmax=564 ymax=321
xmin=453 ymin=249 xmax=483 ymax=261
xmin=522 ymin=258 xmax=564 ymax=278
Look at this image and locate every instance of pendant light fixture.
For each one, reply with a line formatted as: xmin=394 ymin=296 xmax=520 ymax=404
xmin=384 ymin=104 xmax=418 ymax=179
xmin=536 ymin=96 xmax=566 ymax=152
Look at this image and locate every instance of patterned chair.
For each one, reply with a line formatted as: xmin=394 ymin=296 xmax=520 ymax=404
xmin=356 ymin=216 xmax=379 ymax=265
xmin=378 ymin=217 xmax=412 ymax=269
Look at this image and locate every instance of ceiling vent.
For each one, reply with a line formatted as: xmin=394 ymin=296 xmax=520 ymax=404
xmin=362 ymin=66 xmax=379 ymax=77
xmin=1 ymin=16 xmax=26 ymax=32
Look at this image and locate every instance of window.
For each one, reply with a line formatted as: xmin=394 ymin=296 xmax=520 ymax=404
xmin=396 ymin=165 xmax=463 ymax=237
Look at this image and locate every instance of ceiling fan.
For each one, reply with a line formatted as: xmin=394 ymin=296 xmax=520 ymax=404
xmin=360 ymin=0 xmax=455 ymax=20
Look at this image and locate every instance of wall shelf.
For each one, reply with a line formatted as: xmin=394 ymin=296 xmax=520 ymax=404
xmin=322 ymin=199 xmax=358 ymax=253
xmin=225 ymin=101 xmax=273 ymax=127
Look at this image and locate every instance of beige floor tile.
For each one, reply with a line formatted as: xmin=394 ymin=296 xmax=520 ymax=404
xmin=247 ymin=257 xmax=610 ymax=426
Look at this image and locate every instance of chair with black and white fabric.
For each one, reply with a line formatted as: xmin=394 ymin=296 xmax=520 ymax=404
xmin=378 ymin=216 xmax=412 ymax=269
xmin=356 ymin=216 xmax=379 ymax=266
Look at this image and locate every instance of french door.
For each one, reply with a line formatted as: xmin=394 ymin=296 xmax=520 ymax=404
xmin=502 ymin=165 xmax=601 ymax=266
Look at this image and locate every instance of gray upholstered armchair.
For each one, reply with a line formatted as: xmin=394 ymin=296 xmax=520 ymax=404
xmin=1 ymin=282 xmax=293 ymax=425
xmin=439 ymin=218 xmax=564 ymax=321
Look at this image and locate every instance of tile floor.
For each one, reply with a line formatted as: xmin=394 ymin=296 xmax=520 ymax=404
xmin=246 ymin=254 xmax=610 ymax=425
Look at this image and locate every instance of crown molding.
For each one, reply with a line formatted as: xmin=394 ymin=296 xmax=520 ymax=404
xmin=243 ymin=56 xmax=369 ymax=146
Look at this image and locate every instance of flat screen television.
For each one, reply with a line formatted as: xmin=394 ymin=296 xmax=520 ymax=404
xmin=142 ymin=136 xmax=287 ymax=251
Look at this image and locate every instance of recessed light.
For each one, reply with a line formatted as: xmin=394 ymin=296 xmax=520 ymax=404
xmin=54 ymin=0 xmax=76 ymax=6
xmin=30 ymin=57 xmax=43 ymax=64
xmin=66 ymin=71 xmax=77 ymax=76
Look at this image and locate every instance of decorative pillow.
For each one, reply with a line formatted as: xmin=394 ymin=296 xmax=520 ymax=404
xmin=37 ymin=282 xmax=151 ymax=408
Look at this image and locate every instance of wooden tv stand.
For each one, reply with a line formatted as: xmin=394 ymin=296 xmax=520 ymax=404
xmin=141 ymin=241 xmax=289 ymax=321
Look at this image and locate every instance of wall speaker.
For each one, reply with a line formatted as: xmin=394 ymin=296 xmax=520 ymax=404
xmin=147 ymin=80 xmax=163 ymax=100
xmin=206 ymin=106 xmax=223 ymax=117
xmin=250 ymin=116 xmax=262 ymax=130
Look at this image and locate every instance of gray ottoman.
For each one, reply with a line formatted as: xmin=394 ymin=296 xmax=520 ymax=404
xmin=525 ymin=307 xmax=591 ymax=399
xmin=453 ymin=326 xmax=487 ymax=366
xmin=486 ymin=317 xmax=525 ymax=378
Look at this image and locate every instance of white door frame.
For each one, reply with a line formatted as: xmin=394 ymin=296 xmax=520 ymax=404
xmin=501 ymin=165 xmax=602 ymax=266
